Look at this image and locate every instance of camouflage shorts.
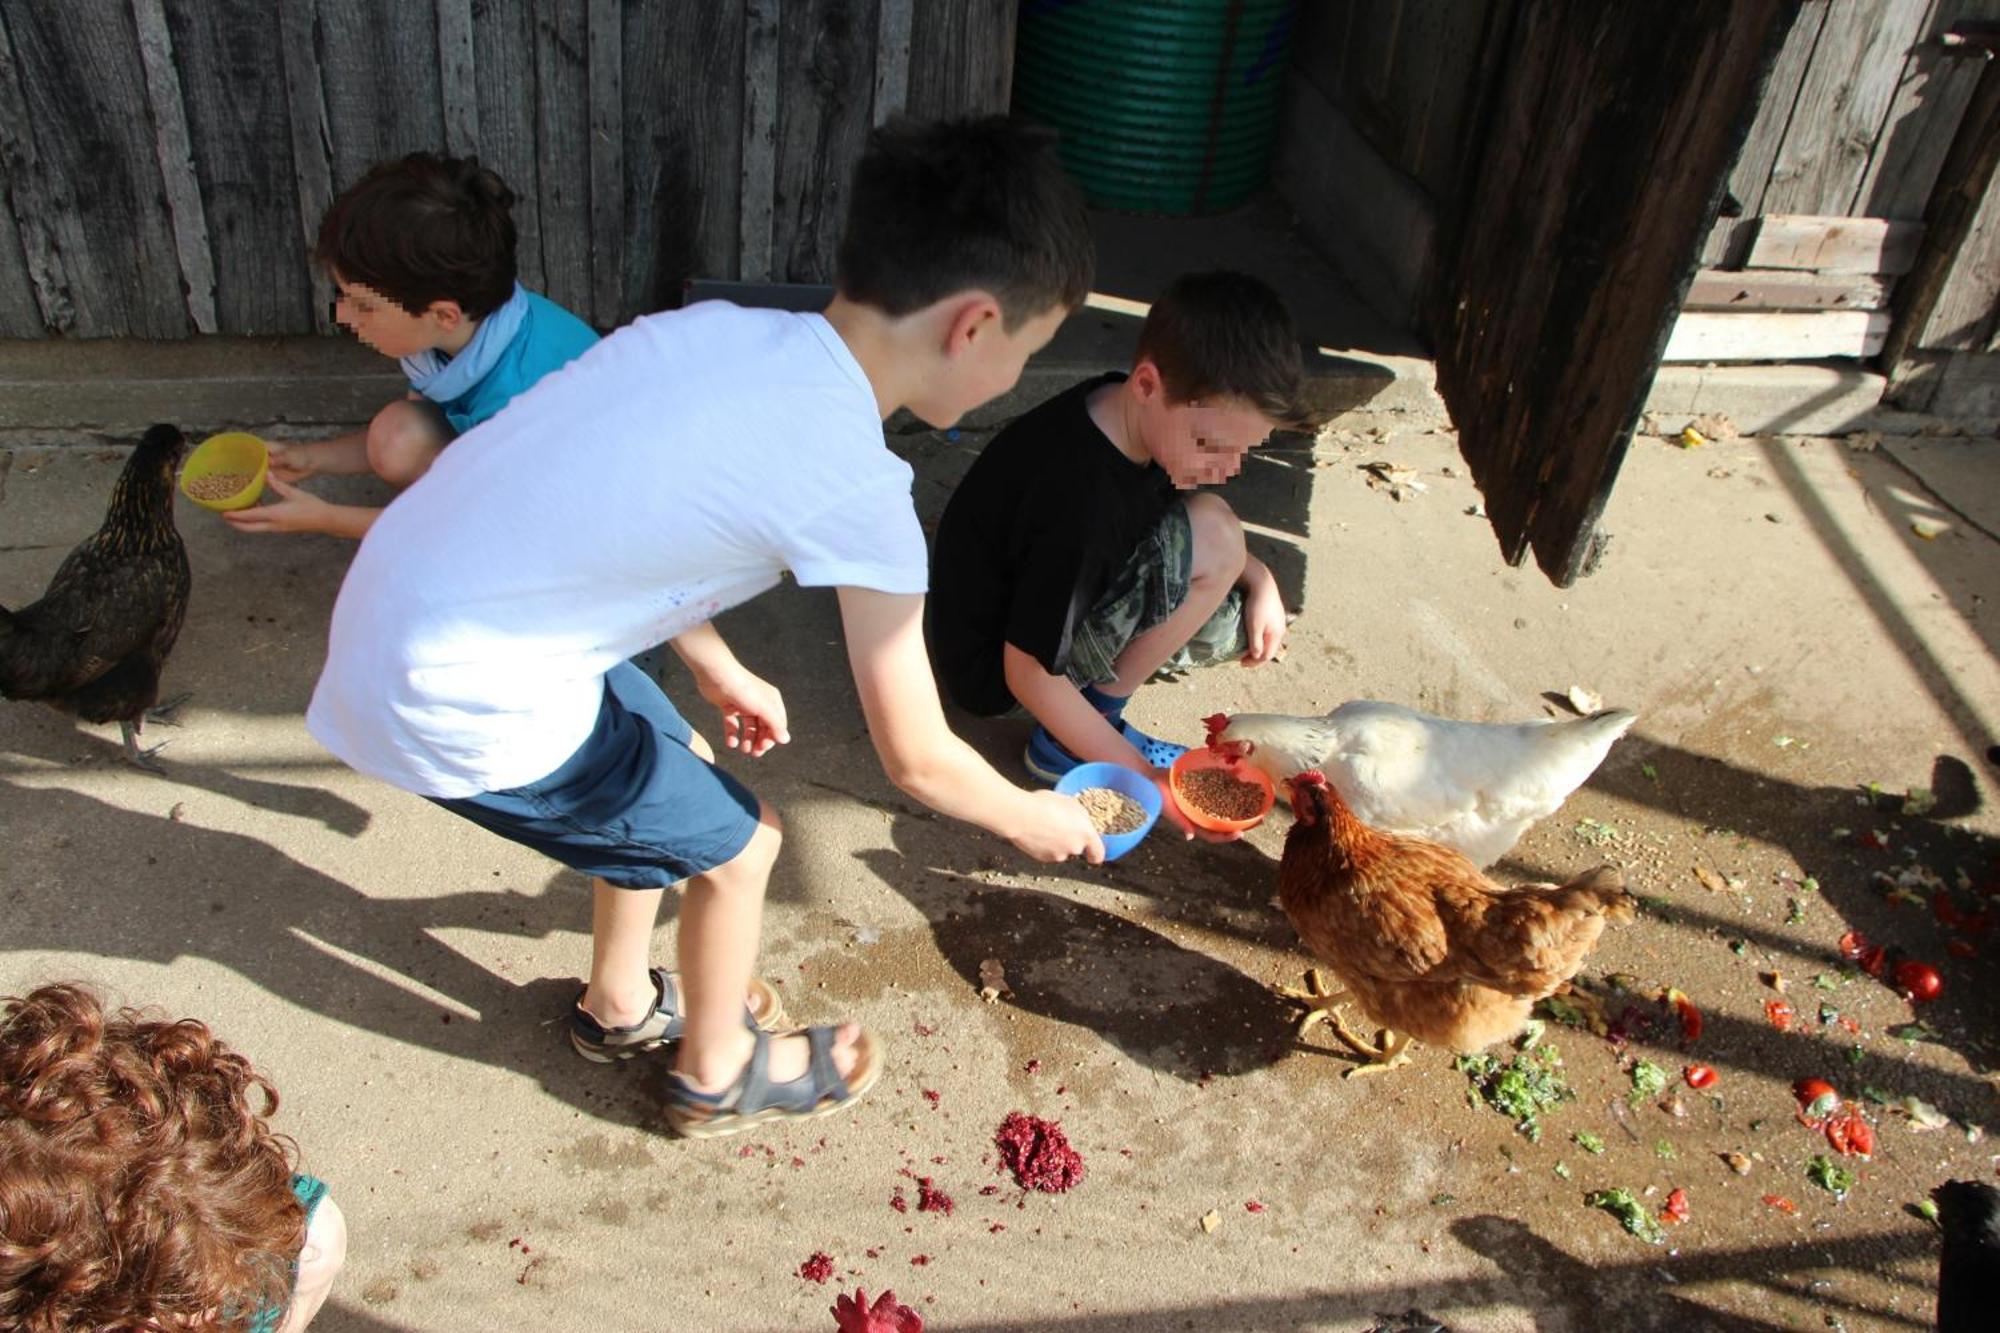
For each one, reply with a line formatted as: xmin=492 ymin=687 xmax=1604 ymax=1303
xmin=1065 ymin=500 xmax=1246 ymax=688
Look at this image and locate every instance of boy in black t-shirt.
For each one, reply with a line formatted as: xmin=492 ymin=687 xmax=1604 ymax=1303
xmin=928 ymin=271 xmax=1313 ymax=829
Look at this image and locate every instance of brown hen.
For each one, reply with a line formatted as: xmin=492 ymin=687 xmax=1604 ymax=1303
xmin=1276 ymin=769 xmax=1632 ymax=1075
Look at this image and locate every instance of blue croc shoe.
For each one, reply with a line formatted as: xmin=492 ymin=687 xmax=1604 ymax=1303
xmin=1119 ymin=721 xmax=1187 ymax=769
xmin=1023 ymin=725 xmax=1083 ymax=785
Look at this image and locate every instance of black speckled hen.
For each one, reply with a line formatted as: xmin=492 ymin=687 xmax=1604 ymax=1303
xmin=1 ymin=424 xmax=192 ymax=770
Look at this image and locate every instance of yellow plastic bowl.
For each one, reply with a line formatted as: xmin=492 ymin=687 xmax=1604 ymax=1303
xmin=180 ymin=432 xmax=269 ymax=512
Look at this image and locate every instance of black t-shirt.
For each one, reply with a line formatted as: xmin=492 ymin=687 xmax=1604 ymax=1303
xmin=929 ymin=373 xmax=1176 ymax=716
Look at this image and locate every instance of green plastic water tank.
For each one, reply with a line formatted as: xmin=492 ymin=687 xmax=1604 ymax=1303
xmin=1012 ymin=0 xmax=1296 ymax=215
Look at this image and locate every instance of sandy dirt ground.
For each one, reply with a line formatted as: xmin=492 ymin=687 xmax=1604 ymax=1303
xmin=2 ymin=413 xmax=1996 ymax=1332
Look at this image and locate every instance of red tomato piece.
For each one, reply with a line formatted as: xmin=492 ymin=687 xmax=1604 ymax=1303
xmin=1684 ymin=1064 xmax=1718 ymax=1089
xmin=1894 ymin=960 xmax=1943 ymax=1002
xmin=1763 ymin=1194 xmax=1799 ymax=1214
xmin=1661 ymin=1188 xmax=1690 ymax=1224
xmin=1765 ymin=999 xmax=1797 ymax=1032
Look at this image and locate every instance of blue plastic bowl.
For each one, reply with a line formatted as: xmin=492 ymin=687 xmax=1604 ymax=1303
xmin=1055 ymin=761 xmax=1163 ymax=861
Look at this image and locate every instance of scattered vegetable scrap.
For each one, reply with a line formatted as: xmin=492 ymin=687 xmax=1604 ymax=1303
xmin=799 ymin=1252 xmax=836 ymax=1284
xmin=830 ymin=1287 xmax=924 ymax=1333
xmin=1823 ymin=1106 xmax=1876 ymax=1158
xmin=1585 ymin=1188 xmax=1665 ymax=1244
xmin=1627 ymin=1059 xmax=1669 ymax=1106
xmin=1763 ymin=1194 xmax=1798 ymax=1214
xmin=993 ymin=1112 xmax=1085 ymax=1193
xmin=1573 ymin=1131 xmax=1606 ymax=1155
xmin=1723 ymin=1152 xmax=1752 ymax=1176
xmin=1764 ymin=999 xmax=1797 ymax=1032
xmin=1684 ymin=1064 xmax=1717 ymax=1090
xmin=915 ymin=1178 xmax=954 ymax=1216
xmin=1893 ymin=960 xmax=1942 ymax=1003
xmin=1245 ymin=1200 xmax=1266 ymax=1214
xmin=1661 ymin=1188 xmax=1690 ymax=1225
xmin=977 ymin=959 xmax=1012 ymax=1003
xmin=1667 ymin=988 xmax=1703 ymax=1046
xmin=1794 ymin=1078 xmax=1841 ymax=1124
xmin=1807 ymin=1154 xmax=1856 ymax=1200
xmin=1455 ymin=1043 xmax=1572 ymax=1141
xmin=1839 ymin=930 xmax=1888 ymax=979
xmin=1199 ymin=1210 xmax=1221 ymax=1234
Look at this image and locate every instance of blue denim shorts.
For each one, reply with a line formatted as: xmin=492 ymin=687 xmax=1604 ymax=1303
xmin=429 ymin=662 xmax=762 ymax=888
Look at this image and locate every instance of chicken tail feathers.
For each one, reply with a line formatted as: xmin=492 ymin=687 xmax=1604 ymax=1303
xmin=1555 ymin=864 xmax=1634 ymax=921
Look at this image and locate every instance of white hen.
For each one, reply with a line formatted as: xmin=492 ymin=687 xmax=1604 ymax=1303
xmin=1205 ymin=702 xmax=1638 ymax=867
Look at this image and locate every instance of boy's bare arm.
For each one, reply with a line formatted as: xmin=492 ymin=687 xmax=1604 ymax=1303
xmin=836 ymin=586 xmax=1101 ymax=864
xmin=1002 ymin=644 xmax=1148 ymax=770
xmin=221 ymin=478 xmax=381 ymax=538
xmin=1237 ymin=554 xmax=1287 ymax=664
xmin=668 ymin=621 xmax=789 ymax=756
xmin=267 ymin=431 xmax=371 ymax=481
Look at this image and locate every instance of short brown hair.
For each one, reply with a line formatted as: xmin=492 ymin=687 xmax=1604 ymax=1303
xmin=316 ymin=152 xmax=518 ymax=318
xmin=1136 ymin=271 xmax=1313 ymax=430
xmin=837 ymin=116 xmax=1095 ymax=331
xmin=0 ymin=983 xmax=306 ymax=1332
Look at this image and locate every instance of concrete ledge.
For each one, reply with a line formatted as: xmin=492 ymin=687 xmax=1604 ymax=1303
xmin=1642 ymin=363 xmax=1890 ymax=436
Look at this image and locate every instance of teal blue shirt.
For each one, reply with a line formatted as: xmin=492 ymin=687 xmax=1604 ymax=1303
xmin=428 ymin=291 xmax=599 ymax=434
xmin=244 ymin=1174 xmax=327 ymax=1333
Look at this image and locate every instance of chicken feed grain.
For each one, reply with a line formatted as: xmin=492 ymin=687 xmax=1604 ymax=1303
xmin=1076 ymin=787 xmax=1146 ymax=834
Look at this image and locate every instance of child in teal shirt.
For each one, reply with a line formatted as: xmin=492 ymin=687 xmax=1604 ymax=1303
xmin=227 ymin=152 xmax=597 ymax=539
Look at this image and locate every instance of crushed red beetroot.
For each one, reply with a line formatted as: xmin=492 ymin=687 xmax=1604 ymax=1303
xmin=922 ymin=1089 xmax=941 ymax=1107
xmin=909 ymin=1254 xmax=931 ymax=1266
xmin=978 ymin=1185 xmax=1001 ymax=1197
xmin=993 ymin=1111 xmax=1086 ymax=1193
xmin=1245 ymin=1201 xmax=1267 ymax=1213
xmin=1024 ymin=1059 xmax=1042 ymax=1074
xmin=890 ymin=1189 xmax=909 ymax=1213
xmin=831 ymin=1286 xmax=924 ymax=1333
xmin=799 ymin=1252 xmax=836 ymax=1283
xmin=916 ymin=1178 xmax=955 ymax=1216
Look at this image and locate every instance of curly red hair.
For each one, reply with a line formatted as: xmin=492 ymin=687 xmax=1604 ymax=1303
xmin=0 ymin=983 xmax=306 ymax=1331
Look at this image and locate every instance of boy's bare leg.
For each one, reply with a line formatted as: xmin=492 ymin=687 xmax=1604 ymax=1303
xmin=366 ymin=397 xmax=453 ymax=486
xmin=673 ymin=807 xmax=863 ymax=1091
xmin=582 ymin=881 xmax=669 ymax=1024
xmin=1103 ymin=493 xmax=1246 ymax=695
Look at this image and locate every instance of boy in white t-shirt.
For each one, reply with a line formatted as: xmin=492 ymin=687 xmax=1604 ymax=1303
xmin=305 ymin=117 xmax=1104 ymax=1139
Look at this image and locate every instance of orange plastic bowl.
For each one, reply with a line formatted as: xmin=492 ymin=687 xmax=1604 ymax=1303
xmin=1169 ymin=748 xmax=1277 ymax=833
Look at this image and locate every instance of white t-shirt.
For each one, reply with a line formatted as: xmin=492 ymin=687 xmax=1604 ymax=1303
xmin=306 ymin=303 xmax=928 ymax=798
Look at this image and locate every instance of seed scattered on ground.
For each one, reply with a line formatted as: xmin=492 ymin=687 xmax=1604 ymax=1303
xmin=185 ymin=472 xmax=253 ymax=501
xmin=1076 ymin=786 xmax=1146 ymax=834
xmin=1179 ymin=766 xmax=1266 ymax=821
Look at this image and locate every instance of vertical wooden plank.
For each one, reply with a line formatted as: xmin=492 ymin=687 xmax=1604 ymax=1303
xmin=0 ymin=1 xmax=187 ymax=337
xmin=277 ymin=0 xmax=335 ymax=332
xmin=1343 ymin=0 xmax=1404 ymax=150
xmin=315 ymin=0 xmax=445 ymax=188
xmin=163 ymin=0 xmax=311 ymax=334
xmin=619 ymin=1 xmax=742 ymax=313
xmin=772 ymin=0 xmax=875 ymax=285
xmin=131 ymin=0 xmax=215 ymax=334
xmin=740 ymin=0 xmax=779 ymax=282
xmin=1702 ymin=0 xmax=1829 ymax=264
xmin=1923 ymin=168 xmax=2000 ymax=347
xmin=471 ymin=0 xmax=543 ymax=295
xmin=0 ymin=196 xmax=40 ymax=337
xmin=907 ymin=0 xmax=1014 ymax=119
xmin=1856 ymin=0 xmax=2000 ymax=218
xmin=437 ymin=0 xmax=479 ymax=157
xmin=531 ymin=0 xmax=590 ymax=313
xmin=1762 ymin=0 xmax=1930 ymax=217
xmin=1384 ymin=0 xmax=1455 ymax=189
xmin=586 ymin=0 xmax=620 ymax=326
xmin=0 ymin=6 xmax=75 ymax=332
xmin=873 ymin=0 xmax=911 ymax=125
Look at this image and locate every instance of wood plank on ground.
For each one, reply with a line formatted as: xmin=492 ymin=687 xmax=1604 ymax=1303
xmin=1663 ymin=309 xmax=1891 ymax=361
xmin=1747 ymin=214 xmax=1926 ymax=273
xmin=1684 ymin=268 xmax=1891 ymax=310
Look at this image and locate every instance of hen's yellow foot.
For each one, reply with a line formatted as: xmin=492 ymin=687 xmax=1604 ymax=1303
xmin=1275 ymin=968 xmax=1352 ymax=1040
xmin=1340 ymin=1028 xmax=1415 ymax=1077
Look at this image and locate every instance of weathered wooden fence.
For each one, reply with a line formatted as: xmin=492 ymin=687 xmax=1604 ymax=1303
xmin=0 ymin=0 xmax=1014 ymax=340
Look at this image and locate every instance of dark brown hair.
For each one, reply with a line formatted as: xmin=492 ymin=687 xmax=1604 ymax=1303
xmin=315 ymin=152 xmax=518 ymax=318
xmin=837 ymin=115 xmax=1095 ymax=331
xmin=1136 ymin=271 xmax=1315 ymax=430
xmin=0 ymin=983 xmax=305 ymax=1331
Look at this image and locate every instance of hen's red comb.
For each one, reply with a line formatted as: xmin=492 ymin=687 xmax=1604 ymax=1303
xmin=1202 ymin=713 xmax=1230 ymax=738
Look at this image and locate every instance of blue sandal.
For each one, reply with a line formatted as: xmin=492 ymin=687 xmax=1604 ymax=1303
xmin=570 ymin=968 xmax=786 ymax=1063
xmin=665 ymin=1025 xmax=881 ymax=1139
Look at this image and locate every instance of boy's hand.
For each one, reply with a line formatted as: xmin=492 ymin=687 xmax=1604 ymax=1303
xmin=695 ymin=664 xmax=791 ymax=757
xmin=1239 ymin=561 xmax=1288 ymax=665
xmin=223 ymin=477 xmax=333 ymax=534
xmin=264 ymin=440 xmax=319 ymax=483
xmin=1011 ymin=789 xmax=1105 ymax=864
